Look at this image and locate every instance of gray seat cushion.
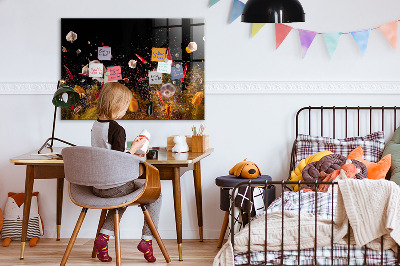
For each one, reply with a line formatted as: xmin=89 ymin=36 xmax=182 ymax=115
xmin=69 ymin=180 xmax=145 ymax=208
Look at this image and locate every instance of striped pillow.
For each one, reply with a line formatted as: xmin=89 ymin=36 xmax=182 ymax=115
xmin=1 ymin=217 xmax=41 ymax=240
xmin=294 ymin=131 xmax=385 ymax=167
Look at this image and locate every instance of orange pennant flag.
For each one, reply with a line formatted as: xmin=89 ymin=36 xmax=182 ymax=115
xmin=378 ymin=21 xmax=398 ymax=50
xmin=275 ymin=23 xmax=293 ymax=49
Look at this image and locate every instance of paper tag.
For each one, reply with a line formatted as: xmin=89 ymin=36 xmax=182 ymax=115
xmin=149 ymin=71 xmax=163 ymax=84
xmin=151 ymin=48 xmax=167 ymax=62
xmin=171 ymin=64 xmax=184 ymax=80
xmin=157 ymin=61 xmax=172 ymax=74
xmin=98 ymin=47 xmax=112 ymax=60
xmin=89 ymin=63 xmax=104 ymax=77
xmin=107 ymin=66 xmax=122 ymax=81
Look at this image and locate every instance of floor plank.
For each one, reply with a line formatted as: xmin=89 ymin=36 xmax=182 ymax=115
xmin=0 ymin=239 xmax=221 ymax=265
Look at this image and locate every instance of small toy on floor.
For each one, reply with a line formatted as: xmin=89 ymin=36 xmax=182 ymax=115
xmin=1 ymin=192 xmax=44 ymax=247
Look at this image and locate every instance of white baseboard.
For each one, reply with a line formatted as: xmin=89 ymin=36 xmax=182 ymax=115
xmin=1 ymin=81 xmax=400 ymax=94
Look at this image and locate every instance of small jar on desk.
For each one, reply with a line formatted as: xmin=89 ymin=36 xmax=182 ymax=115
xmin=215 ymin=175 xmax=275 ymax=248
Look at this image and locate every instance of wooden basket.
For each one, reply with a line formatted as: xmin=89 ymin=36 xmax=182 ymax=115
xmin=191 ymin=135 xmax=209 ymax=153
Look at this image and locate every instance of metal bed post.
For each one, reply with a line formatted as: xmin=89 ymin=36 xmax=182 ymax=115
xmin=298 ymin=180 xmax=301 ymax=266
xmin=314 ymin=180 xmax=318 ymax=266
xmin=264 ymin=180 xmax=268 ymax=266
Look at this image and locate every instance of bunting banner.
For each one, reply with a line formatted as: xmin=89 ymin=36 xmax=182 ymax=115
xmin=378 ymin=21 xmax=398 ymax=50
xmin=298 ymin=30 xmax=317 ymax=58
xmin=275 ymin=23 xmax=293 ymax=49
xmin=351 ymin=29 xmax=370 ymax=55
xmin=323 ymin=33 xmax=341 ymax=58
xmin=229 ymin=0 xmax=245 ymax=24
xmin=251 ymin=23 xmax=266 ymax=38
xmin=208 ymin=3 xmax=400 ymax=58
xmin=209 ymin=0 xmax=220 ymax=7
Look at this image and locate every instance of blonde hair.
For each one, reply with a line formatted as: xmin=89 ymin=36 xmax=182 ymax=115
xmin=97 ymin=83 xmax=133 ymax=120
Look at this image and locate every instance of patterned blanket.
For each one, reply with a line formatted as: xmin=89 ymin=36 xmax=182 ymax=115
xmin=214 ymin=190 xmax=397 ymax=266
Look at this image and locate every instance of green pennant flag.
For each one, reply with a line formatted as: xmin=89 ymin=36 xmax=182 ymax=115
xmin=323 ymin=33 xmax=341 ymax=58
xmin=209 ymin=0 xmax=221 ymax=7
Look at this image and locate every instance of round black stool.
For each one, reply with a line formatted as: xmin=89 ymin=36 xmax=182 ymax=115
xmin=215 ymin=175 xmax=275 ymax=248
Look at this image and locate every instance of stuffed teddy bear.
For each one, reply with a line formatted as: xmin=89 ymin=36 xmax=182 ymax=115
xmin=1 ymin=192 xmax=44 ymax=247
xmin=229 ymin=159 xmax=261 ymax=179
xmin=172 ymin=135 xmax=189 ymax=153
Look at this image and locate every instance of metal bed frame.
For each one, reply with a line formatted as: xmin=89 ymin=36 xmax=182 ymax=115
xmin=230 ymin=106 xmax=400 ymax=266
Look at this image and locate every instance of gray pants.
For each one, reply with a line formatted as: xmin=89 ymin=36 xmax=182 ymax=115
xmin=92 ymin=180 xmax=162 ymax=240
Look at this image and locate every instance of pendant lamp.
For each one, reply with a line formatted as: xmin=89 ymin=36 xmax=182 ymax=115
xmin=38 ymin=80 xmax=80 ymax=154
xmin=242 ymin=0 xmax=305 ymax=23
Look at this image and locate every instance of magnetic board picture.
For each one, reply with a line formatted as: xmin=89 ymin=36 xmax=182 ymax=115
xmin=61 ymin=18 xmax=205 ymax=120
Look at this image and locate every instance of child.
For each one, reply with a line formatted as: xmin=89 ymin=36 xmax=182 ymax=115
xmin=91 ymin=82 xmax=162 ymax=263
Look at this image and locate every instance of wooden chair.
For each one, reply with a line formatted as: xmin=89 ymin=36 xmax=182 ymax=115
xmin=60 ymin=146 xmax=171 ymax=265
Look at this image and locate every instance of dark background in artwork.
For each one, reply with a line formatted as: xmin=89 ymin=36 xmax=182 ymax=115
xmin=61 ymin=18 xmax=153 ymax=89
xmin=61 ymin=18 xmax=205 ymax=120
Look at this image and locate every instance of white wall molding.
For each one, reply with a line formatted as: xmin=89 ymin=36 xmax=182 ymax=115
xmin=206 ymin=81 xmax=400 ymax=94
xmin=1 ymin=81 xmax=400 ymax=95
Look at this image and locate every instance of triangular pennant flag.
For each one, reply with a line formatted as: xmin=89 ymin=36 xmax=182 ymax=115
xmin=298 ymin=29 xmax=317 ymax=58
xmin=209 ymin=0 xmax=220 ymax=7
xmin=323 ymin=33 xmax=341 ymax=58
xmin=275 ymin=23 xmax=293 ymax=49
xmin=251 ymin=23 xmax=266 ymax=38
xmin=229 ymin=0 xmax=245 ymax=24
xmin=378 ymin=21 xmax=398 ymax=50
xmin=351 ymin=29 xmax=370 ymax=55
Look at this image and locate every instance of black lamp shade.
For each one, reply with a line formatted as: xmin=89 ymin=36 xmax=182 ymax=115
xmin=242 ymin=0 xmax=305 ymax=23
xmin=52 ymin=84 xmax=80 ymax=108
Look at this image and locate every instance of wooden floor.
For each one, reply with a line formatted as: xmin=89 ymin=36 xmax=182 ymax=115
xmin=0 ymin=239 xmax=221 ymax=265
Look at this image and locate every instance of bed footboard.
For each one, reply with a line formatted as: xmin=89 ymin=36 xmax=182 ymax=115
xmin=230 ymin=180 xmax=400 ymax=266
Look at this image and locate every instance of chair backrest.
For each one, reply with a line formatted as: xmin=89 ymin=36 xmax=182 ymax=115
xmin=62 ymin=146 xmax=145 ymax=187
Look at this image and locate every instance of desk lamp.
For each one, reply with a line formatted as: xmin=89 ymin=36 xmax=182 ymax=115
xmin=38 ymin=80 xmax=80 ymax=154
xmin=241 ymin=0 xmax=305 ymax=23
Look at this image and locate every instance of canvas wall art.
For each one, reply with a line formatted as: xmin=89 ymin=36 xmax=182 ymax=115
xmin=61 ymin=18 xmax=205 ymax=120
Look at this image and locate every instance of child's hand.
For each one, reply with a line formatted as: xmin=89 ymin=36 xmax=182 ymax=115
xmin=129 ymin=137 xmax=147 ymax=155
xmin=134 ymin=148 xmax=149 ymax=157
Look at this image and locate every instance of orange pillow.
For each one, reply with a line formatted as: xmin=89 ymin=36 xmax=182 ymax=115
xmin=347 ymin=146 xmax=391 ymax=180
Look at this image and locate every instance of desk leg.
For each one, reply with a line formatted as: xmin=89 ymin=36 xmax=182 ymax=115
xmin=172 ymin=167 xmax=183 ymax=261
xmin=193 ymin=161 xmax=203 ymax=242
xmin=20 ymin=165 xmax=34 ymax=259
xmin=56 ymin=178 xmax=64 ymax=241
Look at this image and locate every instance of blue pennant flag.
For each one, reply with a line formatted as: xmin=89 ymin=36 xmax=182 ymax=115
xmin=323 ymin=33 xmax=341 ymax=58
xmin=229 ymin=0 xmax=245 ymax=24
xmin=351 ymin=29 xmax=371 ymax=55
xmin=209 ymin=0 xmax=221 ymax=7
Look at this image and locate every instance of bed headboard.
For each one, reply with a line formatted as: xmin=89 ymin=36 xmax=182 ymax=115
xmin=290 ymin=106 xmax=400 ymax=179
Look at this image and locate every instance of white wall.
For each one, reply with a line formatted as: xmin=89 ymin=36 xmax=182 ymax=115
xmin=1 ymin=0 xmax=400 ymax=240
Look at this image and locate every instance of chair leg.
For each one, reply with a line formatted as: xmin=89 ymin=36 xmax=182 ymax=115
xmin=114 ymin=209 xmax=121 ymax=266
xmin=141 ymin=205 xmax=171 ymax=263
xmin=217 ymin=211 xmax=230 ymax=248
xmin=91 ymin=209 xmax=108 ymax=258
xmin=60 ymin=208 xmax=88 ymax=266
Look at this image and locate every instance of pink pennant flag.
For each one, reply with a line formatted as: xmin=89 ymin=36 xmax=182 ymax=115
xmin=298 ymin=29 xmax=317 ymax=58
xmin=378 ymin=21 xmax=398 ymax=50
xmin=275 ymin=23 xmax=293 ymax=49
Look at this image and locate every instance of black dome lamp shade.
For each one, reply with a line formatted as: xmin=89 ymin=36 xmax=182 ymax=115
xmin=241 ymin=0 xmax=305 ymax=23
xmin=38 ymin=81 xmax=80 ymax=154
